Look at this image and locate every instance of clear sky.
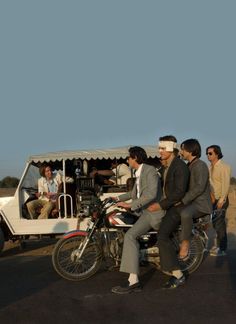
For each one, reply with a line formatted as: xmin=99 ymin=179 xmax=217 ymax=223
xmin=0 ymin=0 xmax=235 ymax=180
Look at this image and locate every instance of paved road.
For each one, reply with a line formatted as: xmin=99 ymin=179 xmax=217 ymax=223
xmin=0 ymin=238 xmax=236 ymax=324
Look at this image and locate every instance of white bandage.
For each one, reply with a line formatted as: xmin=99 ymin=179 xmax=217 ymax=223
xmin=158 ymin=141 xmax=177 ymax=152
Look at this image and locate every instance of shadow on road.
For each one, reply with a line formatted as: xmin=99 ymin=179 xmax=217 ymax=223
xmin=0 ymin=254 xmax=59 ymax=310
xmin=1 ymin=237 xmax=58 ymax=258
xmin=226 ymin=233 xmax=236 ymax=294
xmin=0 ymin=239 xmax=60 ymax=310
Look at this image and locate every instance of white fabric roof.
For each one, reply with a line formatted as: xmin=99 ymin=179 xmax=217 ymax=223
xmin=28 ymin=145 xmax=159 ymax=163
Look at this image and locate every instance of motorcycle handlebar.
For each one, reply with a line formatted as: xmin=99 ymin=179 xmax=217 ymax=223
xmin=101 ymin=197 xmax=116 ymax=210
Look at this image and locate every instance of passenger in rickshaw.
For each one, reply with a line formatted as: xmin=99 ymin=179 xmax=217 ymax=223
xmin=26 ymin=163 xmax=74 ymax=219
xmin=89 ymin=159 xmax=131 ymax=186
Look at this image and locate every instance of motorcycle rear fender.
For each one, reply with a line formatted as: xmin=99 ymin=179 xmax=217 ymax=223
xmin=63 ymin=230 xmax=88 ymax=239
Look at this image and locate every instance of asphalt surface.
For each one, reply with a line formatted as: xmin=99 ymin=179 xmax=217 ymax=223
xmin=0 ymin=237 xmax=236 ymax=324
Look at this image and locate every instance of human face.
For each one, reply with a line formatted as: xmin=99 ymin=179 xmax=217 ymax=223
xmin=206 ymin=149 xmax=217 ymax=163
xmin=180 ymin=146 xmax=191 ymax=162
xmin=127 ymin=156 xmax=138 ymax=170
xmin=44 ymin=166 xmax=53 ymax=180
xmin=158 ymin=145 xmax=173 ymax=162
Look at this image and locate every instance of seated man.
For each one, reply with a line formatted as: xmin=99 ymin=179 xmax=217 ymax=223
xmin=27 ymin=163 xmax=62 ymax=219
xmin=90 ymin=160 xmax=131 ymax=186
xmin=177 ymin=138 xmax=212 ymax=259
xmin=111 ymin=146 xmax=164 ymax=294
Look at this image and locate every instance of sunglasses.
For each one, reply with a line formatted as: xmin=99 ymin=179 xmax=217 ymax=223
xmin=206 ymin=152 xmax=213 ymax=156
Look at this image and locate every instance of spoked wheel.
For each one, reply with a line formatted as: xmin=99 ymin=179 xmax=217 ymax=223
xmin=52 ymin=236 xmax=103 ymax=281
xmin=174 ymin=234 xmax=205 ymax=274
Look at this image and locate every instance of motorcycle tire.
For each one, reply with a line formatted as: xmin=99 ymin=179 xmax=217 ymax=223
xmin=52 ymin=235 xmax=103 ymax=281
xmin=172 ymin=233 xmax=205 ymax=274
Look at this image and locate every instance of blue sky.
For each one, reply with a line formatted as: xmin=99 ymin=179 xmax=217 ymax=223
xmin=0 ymin=0 xmax=235 ymax=180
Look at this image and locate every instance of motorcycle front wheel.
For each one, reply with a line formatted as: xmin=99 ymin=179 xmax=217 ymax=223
xmin=52 ymin=236 xmax=103 ymax=281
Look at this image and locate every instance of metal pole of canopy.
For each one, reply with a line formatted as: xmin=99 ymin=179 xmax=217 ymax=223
xmin=62 ymin=159 xmax=67 ymax=217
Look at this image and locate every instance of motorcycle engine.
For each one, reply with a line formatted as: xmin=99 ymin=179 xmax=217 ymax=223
xmin=139 ymin=233 xmax=160 ymax=268
xmin=76 ymin=191 xmax=99 ymax=217
xmin=139 ymin=232 xmax=158 ymax=249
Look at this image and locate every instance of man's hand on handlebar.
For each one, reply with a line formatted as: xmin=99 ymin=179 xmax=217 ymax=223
xmin=116 ymin=201 xmax=131 ymax=210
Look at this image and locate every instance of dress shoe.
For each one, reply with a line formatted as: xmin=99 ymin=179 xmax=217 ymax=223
xmin=111 ymin=282 xmax=142 ymax=294
xmin=162 ymin=275 xmax=186 ymax=289
xmin=162 ymin=270 xmax=172 ymax=276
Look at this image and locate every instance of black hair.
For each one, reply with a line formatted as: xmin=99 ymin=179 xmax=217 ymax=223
xmin=206 ymin=145 xmax=223 ymax=159
xmin=181 ymin=138 xmax=201 ymax=158
xmin=159 ymin=135 xmax=177 ymax=143
xmin=159 ymin=135 xmax=178 ymax=155
xmin=129 ymin=146 xmax=148 ymax=164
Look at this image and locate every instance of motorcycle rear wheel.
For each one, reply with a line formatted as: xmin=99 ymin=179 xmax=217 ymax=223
xmin=52 ymin=236 xmax=103 ymax=281
xmin=173 ymin=233 xmax=204 ymax=274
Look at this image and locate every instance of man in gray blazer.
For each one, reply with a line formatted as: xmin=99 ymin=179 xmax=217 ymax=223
xmin=111 ymin=146 xmax=164 ymax=294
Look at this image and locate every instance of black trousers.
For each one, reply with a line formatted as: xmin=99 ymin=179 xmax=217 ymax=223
xmin=212 ymin=198 xmax=229 ymax=251
xmin=158 ymin=207 xmax=181 ymax=272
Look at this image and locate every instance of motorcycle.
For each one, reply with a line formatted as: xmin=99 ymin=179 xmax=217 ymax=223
xmin=52 ymin=198 xmax=210 ymax=281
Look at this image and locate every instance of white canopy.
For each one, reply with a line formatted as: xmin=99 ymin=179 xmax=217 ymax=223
xmin=28 ymin=145 xmax=159 ymax=163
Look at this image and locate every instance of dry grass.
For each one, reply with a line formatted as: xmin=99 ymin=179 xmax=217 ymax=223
xmin=227 ymin=185 xmax=236 ymax=235
xmin=0 ymin=188 xmax=16 ymax=197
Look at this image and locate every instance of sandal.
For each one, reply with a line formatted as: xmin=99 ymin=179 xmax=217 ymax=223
xmin=178 ymin=250 xmax=190 ymax=261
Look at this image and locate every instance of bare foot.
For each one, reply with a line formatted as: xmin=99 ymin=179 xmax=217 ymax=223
xmin=179 ymin=240 xmax=190 ymax=260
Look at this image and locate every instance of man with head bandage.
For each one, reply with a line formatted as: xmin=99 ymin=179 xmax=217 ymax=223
xmin=158 ymin=139 xmax=212 ymax=288
xmin=148 ymin=135 xmax=190 ymax=289
xmin=158 ymin=140 xmax=178 ymax=153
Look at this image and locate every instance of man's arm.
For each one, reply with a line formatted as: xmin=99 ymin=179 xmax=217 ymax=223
xmin=182 ymin=162 xmax=209 ymax=205
xmin=130 ymin=166 xmax=159 ymax=211
xmin=90 ymin=169 xmax=114 ymax=177
xmin=218 ymin=164 xmax=231 ymax=205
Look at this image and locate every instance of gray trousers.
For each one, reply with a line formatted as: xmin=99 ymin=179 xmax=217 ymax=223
xmin=180 ymin=205 xmax=207 ymax=241
xmin=120 ymin=211 xmax=164 ymax=275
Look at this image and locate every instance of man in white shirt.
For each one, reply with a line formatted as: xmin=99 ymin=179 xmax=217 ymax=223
xmin=27 ymin=164 xmax=62 ymax=219
xmin=111 ymin=146 xmax=164 ymax=294
xmin=90 ymin=160 xmax=131 ymax=186
xmin=206 ymin=145 xmax=232 ymax=256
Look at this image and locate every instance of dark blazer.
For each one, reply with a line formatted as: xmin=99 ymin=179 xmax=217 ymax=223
xmin=159 ymin=157 xmax=190 ymax=210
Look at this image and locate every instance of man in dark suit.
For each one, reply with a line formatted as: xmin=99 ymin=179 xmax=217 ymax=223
xmin=148 ymin=135 xmax=190 ymax=288
xmin=111 ymin=146 xmax=165 ymax=294
xmin=157 ymin=139 xmax=212 ymax=289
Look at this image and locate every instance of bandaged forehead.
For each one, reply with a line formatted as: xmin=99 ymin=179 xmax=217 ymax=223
xmin=158 ymin=141 xmax=177 ymax=152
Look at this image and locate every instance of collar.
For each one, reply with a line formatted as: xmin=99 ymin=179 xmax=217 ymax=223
xmin=135 ymin=164 xmax=143 ymax=177
xmin=188 ymin=157 xmax=198 ymax=166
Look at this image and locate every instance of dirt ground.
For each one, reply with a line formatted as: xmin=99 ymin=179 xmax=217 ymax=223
xmin=225 ymin=185 xmax=236 ymax=248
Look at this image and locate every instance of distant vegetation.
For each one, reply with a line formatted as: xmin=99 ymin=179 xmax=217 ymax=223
xmin=0 ymin=176 xmax=20 ymax=188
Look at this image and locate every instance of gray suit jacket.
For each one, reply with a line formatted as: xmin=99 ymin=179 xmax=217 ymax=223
xmin=182 ymin=159 xmax=212 ymax=214
xmin=118 ymin=163 xmax=162 ymax=217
